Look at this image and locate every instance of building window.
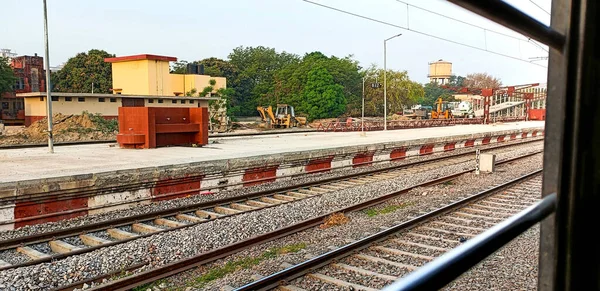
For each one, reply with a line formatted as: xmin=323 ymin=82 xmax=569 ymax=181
xmin=189 ymin=100 xmax=194 ymax=104
xmin=158 ymin=99 xmax=163 ymax=104
xmin=98 ymin=98 xmax=105 ymax=102
xmin=110 ymin=98 xmax=117 ymax=102
xmin=39 ymin=97 xmax=44 ymax=101
xmin=65 ymin=97 xmax=72 ymax=102
xmin=148 ymin=99 xmax=154 ymax=103
xmin=51 ymin=96 xmax=59 ymax=101
xmin=180 ymin=100 xmax=185 ymax=104
xmin=14 ymin=78 xmax=24 ymax=90
xmin=1 ymin=102 xmax=8 ymax=110
xmin=172 ymin=100 xmax=177 ymax=104
xmin=78 ymin=97 xmax=85 ymax=102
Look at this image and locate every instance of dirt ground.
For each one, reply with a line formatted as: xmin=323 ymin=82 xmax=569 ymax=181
xmin=0 ymin=113 xmax=117 ymax=146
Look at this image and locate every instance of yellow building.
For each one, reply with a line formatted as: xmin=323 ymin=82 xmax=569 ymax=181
xmin=104 ymin=54 xmax=226 ymax=96
xmin=428 ymin=60 xmax=452 ymax=85
xmin=19 ymin=92 xmax=215 ymax=126
xmin=20 ymin=54 xmax=226 ymax=126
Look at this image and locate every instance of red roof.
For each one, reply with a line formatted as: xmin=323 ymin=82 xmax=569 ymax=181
xmin=104 ymin=54 xmax=177 ymax=63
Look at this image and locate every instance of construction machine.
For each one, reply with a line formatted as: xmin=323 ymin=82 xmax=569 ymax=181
xmin=257 ymin=104 xmax=307 ymax=128
xmin=431 ymin=97 xmax=454 ymax=119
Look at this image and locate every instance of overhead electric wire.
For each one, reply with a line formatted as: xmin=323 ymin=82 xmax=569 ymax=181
xmin=395 ymin=0 xmax=527 ymax=42
xmin=302 ymin=0 xmax=547 ymax=68
xmin=529 ymin=0 xmax=551 ymax=15
xmin=395 ymin=0 xmax=550 ymax=54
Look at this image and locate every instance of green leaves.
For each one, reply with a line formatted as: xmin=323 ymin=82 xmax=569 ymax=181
xmin=0 ymin=57 xmax=16 ymax=95
xmin=51 ymin=49 xmax=114 ymax=93
xmin=302 ymin=66 xmax=346 ymax=120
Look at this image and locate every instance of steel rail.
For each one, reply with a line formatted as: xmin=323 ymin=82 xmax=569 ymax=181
xmin=382 ymin=193 xmax=556 ymax=291
xmin=78 ymin=153 xmax=542 ymax=291
xmin=234 ymin=169 xmax=543 ymax=290
xmin=0 ymin=138 xmax=544 ymax=216
xmin=0 ymin=140 xmax=541 ymax=249
xmin=0 ymin=149 xmax=541 ymax=273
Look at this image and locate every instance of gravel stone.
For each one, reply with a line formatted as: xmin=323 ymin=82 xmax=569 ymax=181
xmin=0 ymin=139 xmax=543 ymax=242
xmin=0 ymin=142 xmax=543 ymax=290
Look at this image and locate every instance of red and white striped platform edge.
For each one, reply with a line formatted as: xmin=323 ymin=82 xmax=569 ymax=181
xmin=0 ymin=129 xmax=544 ymax=230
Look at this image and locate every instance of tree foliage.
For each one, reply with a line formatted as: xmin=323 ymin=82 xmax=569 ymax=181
xmin=447 ymin=75 xmax=466 ymax=87
xmin=51 ymin=49 xmax=114 ymax=93
xmin=360 ymin=67 xmax=424 ymax=116
xmin=0 ymin=57 xmax=16 ymax=95
xmin=463 ymin=72 xmax=502 ymax=89
xmin=274 ymin=52 xmax=362 ymax=117
xmin=228 ymin=46 xmax=299 ymax=116
xmin=422 ymin=83 xmax=455 ymax=107
xmin=301 ymin=66 xmax=346 ymax=120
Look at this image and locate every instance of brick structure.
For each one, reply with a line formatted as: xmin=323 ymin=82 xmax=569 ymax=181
xmin=0 ymin=55 xmax=45 ymax=124
xmin=117 ymin=107 xmax=209 ymax=148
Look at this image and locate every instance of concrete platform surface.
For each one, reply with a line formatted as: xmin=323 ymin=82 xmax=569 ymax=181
xmin=0 ymin=121 xmax=544 ymax=183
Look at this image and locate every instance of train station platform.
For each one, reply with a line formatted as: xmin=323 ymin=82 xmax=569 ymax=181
xmin=0 ymin=121 xmax=545 ymax=229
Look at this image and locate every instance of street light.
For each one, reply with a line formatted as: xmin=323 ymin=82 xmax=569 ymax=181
xmin=361 ymin=75 xmax=371 ymax=136
xmin=384 ymin=33 xmax=402 ymax=131
xmin=43 ymin=0 xmax=54 ymax=153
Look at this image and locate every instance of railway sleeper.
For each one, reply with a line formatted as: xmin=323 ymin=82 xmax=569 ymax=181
xmin=107 ymin=228 xmax=137 ymax=240
xmin=175 ymin=213 xmax=206 ymax=223
xmin=79 ymin=234 xmax=112 ymax=246
xmin=154 ymin=218 xmax=187 ymax=228
xmin=49 ymin=240 xmax=83 ymax=254
xmin=332 ymin=263 xmax=398 ymax=281
xmin=245 ymin=200 xmax=273 ymax=208
xmin=307 ymin=273 xmax=377 ymax=291
xmin=195 ymin=210 xmax=223 ymax=219
xmin=132 ymin=223 xmax=163 ymax=234
xmin=17 ymin=246 xmax=50 ymax=260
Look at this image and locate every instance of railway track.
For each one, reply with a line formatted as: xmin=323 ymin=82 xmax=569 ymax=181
xmin=236 ymin=171 xmax=543 ymax=290
xmin=0 ymin=139 xmax=541 ymax=271
xmin=62 ymin=150 xmax=543 ymax=291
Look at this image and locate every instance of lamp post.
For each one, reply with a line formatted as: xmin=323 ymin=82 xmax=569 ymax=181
xmin=361 ymin=76 xmax=369 ymax=136
xmin=384 ymin=33 xmax=402 ymax=131
xmin=43 ymin=0 xmax=54 ymax=153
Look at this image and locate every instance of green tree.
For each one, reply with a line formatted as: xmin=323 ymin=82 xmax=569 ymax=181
xmin=0 ymin=57 xmax=16 ymax=95
xmin=360 ymin=66 xmax=424 ymax=116
xmin=51 ymin=49 xmax=114 ymax=93
xmin=422 ymin=82 xmax=455 ymax=107
xmin=273 ymin=51 xmax=362 ymax=117
xmin=228 ymin=46 xmax=299 ymax=116
xmin=448 ymin=75 xmax=466 ymax=87
xmin=170 ymin=60 xmax=189 ymax=74
xmin=301 ymin=66 xmax=346 ymax=120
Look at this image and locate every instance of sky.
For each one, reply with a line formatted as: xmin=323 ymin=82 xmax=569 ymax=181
xmin=0 ymin=0 xmax=551 ymax=85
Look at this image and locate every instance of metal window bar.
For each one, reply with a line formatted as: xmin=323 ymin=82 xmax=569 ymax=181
xmin=384 ymin=0 xmax=600 ymax=290
xmin=381 ymin=194 xmax=557 ymax=291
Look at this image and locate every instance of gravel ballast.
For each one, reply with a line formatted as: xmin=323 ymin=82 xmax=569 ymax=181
xmin=145 ymin=149 xmax=543 ymax=290
xmin=0 ymin=143 xmax=542 ymax=290
xmin=0 ymin=139 xmax=543 ymax=242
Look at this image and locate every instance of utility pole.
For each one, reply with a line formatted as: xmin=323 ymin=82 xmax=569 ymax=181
xmin=361 ymin=76 xmax=367 ymax=136
xmin=43 ymin=0 xmax=54 ymax=153
xmin=383 ymin=33 xmax=402 ymax=131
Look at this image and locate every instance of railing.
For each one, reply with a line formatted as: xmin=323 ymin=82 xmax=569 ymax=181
xmin=378 ymin=0 xmax=566 ymax=289
xmin=382 ymin=193 xmax=556 ymax=290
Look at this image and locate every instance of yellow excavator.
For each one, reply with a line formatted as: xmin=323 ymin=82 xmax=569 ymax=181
xmin=431 ymin=97 xmax=454 ymax=119
xmin=257 ymin=104 xmax=307 ymax=128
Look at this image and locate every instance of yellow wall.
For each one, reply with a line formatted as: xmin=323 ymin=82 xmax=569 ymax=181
xmin=428 ymin=61 xmax=452 ymax=84
xmin=25 ymin=96 xmax=204 ymax=117
xmin=111 ymin=60 xmax=150 ymax=95
xmin=170 ymin=74 xmax=226 ymax=96
xmin=145 ymin=98 xmax=199 ymax=108
xmin=25 ymin=96 xmax=121 ymax=116
xmin=146 ymin=60 xmax=172 ymax=96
